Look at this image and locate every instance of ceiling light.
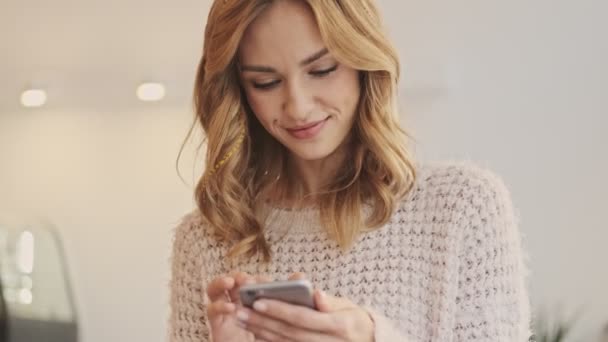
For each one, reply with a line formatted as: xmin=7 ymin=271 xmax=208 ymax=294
xmin=16 ymin=230 xmax=35 ymax=274
xmin=21 ymin=89 xmax=47 ymax=108
xmin=137 ymin=82 xmax=165 ymax=102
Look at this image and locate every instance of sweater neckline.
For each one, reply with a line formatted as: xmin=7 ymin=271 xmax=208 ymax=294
xmin=261 ymin=203 xmax=324 ymax=235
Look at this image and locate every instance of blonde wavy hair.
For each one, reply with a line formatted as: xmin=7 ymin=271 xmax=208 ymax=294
xmin=186 ymin=0 xmax=416 ymax=261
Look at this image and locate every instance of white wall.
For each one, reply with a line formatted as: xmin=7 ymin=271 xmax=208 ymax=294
xmin=380 ymin=0 xmax=608 ymax=340
xmin=0 ymin=107 xmax=200 ymax=342
xmin=0 ymin=0 xmax=606 ymax=341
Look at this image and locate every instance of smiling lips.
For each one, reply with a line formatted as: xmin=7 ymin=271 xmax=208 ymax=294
xmin=286 ymin=117 xmax=329 ymax=139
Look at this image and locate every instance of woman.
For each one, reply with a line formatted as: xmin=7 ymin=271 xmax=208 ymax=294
xmin=169 ymin=0 xmax=531 ymax=341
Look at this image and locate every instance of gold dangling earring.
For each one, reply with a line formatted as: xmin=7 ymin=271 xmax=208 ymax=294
xmin=200 ymin=122 xmax=246 ymax=194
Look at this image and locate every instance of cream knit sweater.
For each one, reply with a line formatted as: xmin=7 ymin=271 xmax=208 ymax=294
xmin=168 ymin=162 xmax=531 ymax=342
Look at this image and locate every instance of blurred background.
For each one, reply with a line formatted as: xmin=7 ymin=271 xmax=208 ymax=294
xmin=0 ymin=0 xmax=606 ymax=341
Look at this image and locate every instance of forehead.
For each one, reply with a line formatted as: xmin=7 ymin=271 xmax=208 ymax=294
xmin=238 ymin=0 xmax=325 ymax=65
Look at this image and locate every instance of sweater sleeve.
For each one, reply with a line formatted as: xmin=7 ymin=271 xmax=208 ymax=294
xmin=453 ymin=169 xmax=531 ymax=342
xmin=168 ymin=216 xmax=211 ymax=342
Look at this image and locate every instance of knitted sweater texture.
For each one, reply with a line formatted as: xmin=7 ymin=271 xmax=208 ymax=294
xmin=168 ymin=162 xmax=531 ymax=341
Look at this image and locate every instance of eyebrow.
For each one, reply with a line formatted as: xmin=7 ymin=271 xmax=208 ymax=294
xmin=240 ymin=48 xmax=329 ymax=73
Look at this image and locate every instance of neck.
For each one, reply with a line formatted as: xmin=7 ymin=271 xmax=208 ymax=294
xmin=288 ymin=141 xmax=349 ymax=198
xmin=264 ymin=138 xmax=353 ymax=209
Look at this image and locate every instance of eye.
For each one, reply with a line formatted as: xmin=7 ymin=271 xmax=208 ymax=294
xmin=252 ymin=80 xmax=281 ymax=90
xmin=310 ymin=64 xmax=338 ymax=77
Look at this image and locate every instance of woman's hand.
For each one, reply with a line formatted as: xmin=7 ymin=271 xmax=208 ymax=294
xmin=206 ymin=272 xmax=270 ymax=342
xmin=236 ymin=285 xmax=375 ymax=342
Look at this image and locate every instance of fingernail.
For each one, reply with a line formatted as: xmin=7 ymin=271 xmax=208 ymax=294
xmin=253 ymin=300 xmax=267 ymax=312
xmin=236 ymin=320 xmax=247 ymax=329
xmin=236 ymin=310 xmax=249 ymax=322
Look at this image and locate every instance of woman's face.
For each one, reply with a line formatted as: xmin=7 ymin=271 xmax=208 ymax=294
xmin=238 ymin=0 xmax=361 ymax=162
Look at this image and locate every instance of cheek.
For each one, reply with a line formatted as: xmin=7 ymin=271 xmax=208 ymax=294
xmin=245 ymin=91 xmax=277 ymax=127
xmin=327 ymin=70 xmax=360 ymax=117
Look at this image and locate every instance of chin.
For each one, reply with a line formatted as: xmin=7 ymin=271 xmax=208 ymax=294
xmin=286 ymin=145 xmax=338 ymax=162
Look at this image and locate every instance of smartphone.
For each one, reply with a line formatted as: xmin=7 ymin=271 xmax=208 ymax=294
xmin=239 ymin=279 xmax=316 ymax=309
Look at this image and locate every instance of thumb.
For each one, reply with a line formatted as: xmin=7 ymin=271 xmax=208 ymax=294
xmin=314 ymin=289 xmax=333 ymax=312
xmin=314 ymin=289 xmax=329 ymax=312
xmin=314 ymin=290 xmax=355 ymax=312
xmin=288 ymin=272 xmax=307 ymax=280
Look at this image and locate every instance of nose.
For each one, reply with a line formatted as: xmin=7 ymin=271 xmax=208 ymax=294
xmin=283 ymin=79 xmax=314 ymax=123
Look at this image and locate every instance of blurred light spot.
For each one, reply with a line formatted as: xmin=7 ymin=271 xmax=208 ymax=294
xmin=16 ymin=231 xmax=35 ymax=274
xmin=137 ymin=82 xmax=165 ymax=101
xmin=21 ymin=89 xmax=47 ymax=107
xmin=18 ymin=288 xmax=33 ymax=305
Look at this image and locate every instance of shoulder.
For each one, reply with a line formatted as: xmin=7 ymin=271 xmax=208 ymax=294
xmin=410 ymin=161 xmax=522 ymax=252
xmin=405 ymin=161 xmax=514 ymax=214
xmin=415 ymin=161 xmax=511 ymax=198
xmin=171 ymin=210 xmax=231 ymax=268
xmin=171 ymin=210 xmax=210 ymax=259
xmin=173 ymin=210 xmax=206 ymax=239
xmin=394 ymin=161 xmax=518 ymax=239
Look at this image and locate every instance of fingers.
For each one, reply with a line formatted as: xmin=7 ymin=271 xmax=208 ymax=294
xmin=231 ymin=271 xmax=272 ymax=284
xmin=207 ymin=272 xmax=267 ymax=304
xmin=314 ymin=290 xmax=354 ymax=312
xmin=210 ymin=272 xmax=299 ymax=303
xmin=314 ymin=290 xmax=331 ymax=312
xmin=231 ymin=271 xmax=254 ymax=285
xmin=256 ymin=274 xmax=273 ymax=282
xmin=248 ymin=299 xmax=337 ymax=333
xmin=206 ymin=272 xmax=278 ymax=333
xmin=288 ymin=272 xmax=307 ymax=281
xmin=237 ymin=307 xmax=326 ymax=342
xmin=206 ymin=276 xmax=235 ymax=302
xmin=247 ymin=323 xmax=293 ymax=342
xmin=228 ymin=272 xmax=273 ymax=303
xmin=206 ymin=275 xmax=237 ymax=329
xmin=229 ymin=272 xmax=256 ymax=303
xmin=207 ymin=300 xmax=236 ymax=318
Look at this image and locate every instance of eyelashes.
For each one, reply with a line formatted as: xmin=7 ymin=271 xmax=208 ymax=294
xmin=252 ymin=64 xmax=339 ymax=90
xmin=253 ymin=80 xmax=280 ymax=90
xmin=309 ymin=64 xmax=338 ymax=77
